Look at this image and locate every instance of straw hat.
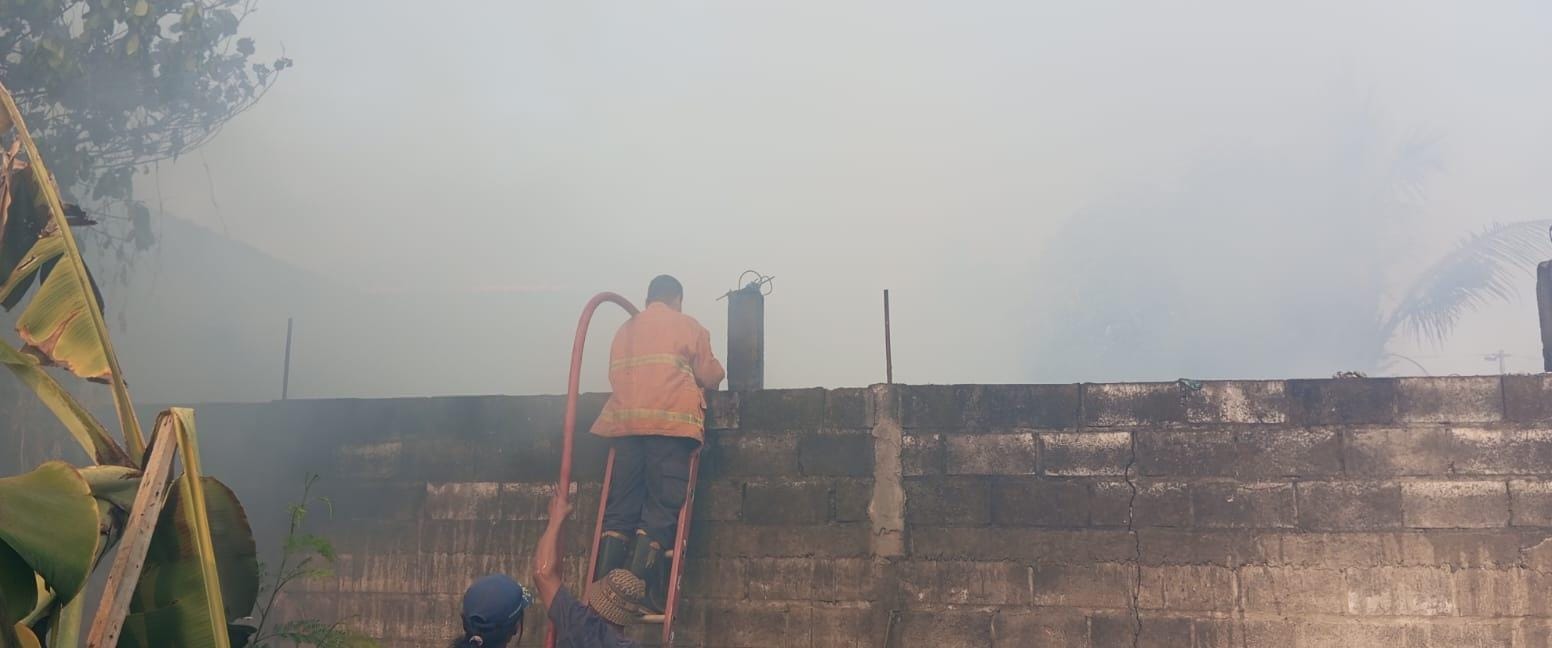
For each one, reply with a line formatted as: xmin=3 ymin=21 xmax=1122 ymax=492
xmin=585 ymin=569 xmax=649 ymax=626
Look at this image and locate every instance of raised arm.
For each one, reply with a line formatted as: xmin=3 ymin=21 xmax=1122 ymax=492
xmin=532 ymin=487 xmax=572 ymax=608
xmin=691 ymin=328 xmax=725 ymax=389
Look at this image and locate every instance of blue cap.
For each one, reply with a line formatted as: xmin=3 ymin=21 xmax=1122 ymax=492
xmin=461 ymin=575 xmax=532 ymax=641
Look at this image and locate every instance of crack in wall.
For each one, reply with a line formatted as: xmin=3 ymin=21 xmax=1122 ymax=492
xmin=1124 ymin=428 xmax=1142 ymax=648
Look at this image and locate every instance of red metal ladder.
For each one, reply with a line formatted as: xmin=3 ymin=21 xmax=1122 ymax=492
xmin=547 ymin=292 xmax=700 ymax=647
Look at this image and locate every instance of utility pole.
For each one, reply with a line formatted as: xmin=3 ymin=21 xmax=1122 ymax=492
xmin=281 ymin=317 xmax=293 ymax=400
xmin=1484 ymin=349 xmax=1510 ymax=376
xmin=883 ymin=290 xmax=894 ymax=384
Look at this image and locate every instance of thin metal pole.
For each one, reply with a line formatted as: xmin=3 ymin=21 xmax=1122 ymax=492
xmin=884 ymin=290 xmax=893 ymax=384
xmin=281 ymin=317 xmax=293 ymax=400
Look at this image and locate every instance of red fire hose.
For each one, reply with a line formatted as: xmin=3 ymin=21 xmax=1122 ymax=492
xmin=547 ymin=292 xmax=638 ymax=648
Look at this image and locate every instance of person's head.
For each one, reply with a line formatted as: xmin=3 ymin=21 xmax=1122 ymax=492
xmin=450 ymin=575 xmax=530 ymax=648
xmin=646 ymin=274 xmax=684 ymax=311
xmin=584 ymin=569 xmax=649 ymax=628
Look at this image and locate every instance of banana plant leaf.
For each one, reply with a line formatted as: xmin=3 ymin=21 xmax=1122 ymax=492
xmin=118 ymin=477 xmax=259 ymax=648
xmin=0 ymin=462 xmax=100 ymax=610
xmin=78 ymin=465 xmax=142 ymax=512
xmin=0 ymin=344 xmax=131 ymax=466
xmin=0 ymin=81 xmax=143 ymax=459
xmin=0 ymin=543 xmax=34 ymax=629
xmin=0 ymin=228 xmax=111 ymax=381
xmin=1 ymin=623 xmax=42 ymax=648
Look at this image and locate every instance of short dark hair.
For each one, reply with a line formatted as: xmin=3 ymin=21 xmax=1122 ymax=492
xmin=647 ymin=275 xmax=683 ymax=304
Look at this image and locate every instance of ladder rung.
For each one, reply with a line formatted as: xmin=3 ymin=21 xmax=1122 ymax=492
xmin=641 ymin=614 xmax=665 ymax=624
xmin=663 ymin=549 xmax=674 ymax=559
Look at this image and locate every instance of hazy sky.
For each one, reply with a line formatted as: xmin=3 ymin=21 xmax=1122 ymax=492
xmin=127 ymin=1 xmax=1552 ymax=400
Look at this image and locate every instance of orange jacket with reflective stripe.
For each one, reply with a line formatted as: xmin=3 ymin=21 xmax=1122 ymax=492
xmin=590 ymin=302 xmax=725 ymax=443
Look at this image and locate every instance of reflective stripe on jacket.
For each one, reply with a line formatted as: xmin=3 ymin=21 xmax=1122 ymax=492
xmin=590 ymin=302 xmax=725 ymax=442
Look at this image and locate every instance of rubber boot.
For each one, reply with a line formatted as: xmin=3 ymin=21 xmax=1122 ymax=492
xmin=593 ymin=531 xmax=633 ymax=583
xmin=626 ymin=531 xmax=669 ymax=614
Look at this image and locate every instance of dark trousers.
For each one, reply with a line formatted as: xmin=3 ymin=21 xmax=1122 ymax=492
xmin=602 ymin=435 xmax=698 ymax=548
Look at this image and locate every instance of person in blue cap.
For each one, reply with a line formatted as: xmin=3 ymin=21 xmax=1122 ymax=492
xmin=451 ymin=574 xmax=532 ymax=647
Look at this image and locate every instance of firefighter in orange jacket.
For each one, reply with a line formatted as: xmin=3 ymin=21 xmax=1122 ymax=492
xmin=589 ymin=275 xmax=725 ymax=614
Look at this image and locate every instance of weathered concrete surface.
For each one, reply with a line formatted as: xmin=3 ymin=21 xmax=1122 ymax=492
xmin=8 ymin=376 xmax=1552 ymax=646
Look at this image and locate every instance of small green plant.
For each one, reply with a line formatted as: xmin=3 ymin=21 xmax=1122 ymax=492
xmin=247 ymin=474 xmax=378 ymax=648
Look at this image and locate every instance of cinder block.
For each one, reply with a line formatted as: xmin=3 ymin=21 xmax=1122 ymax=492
xmin=905 ymin=476 xmax=992 ymax=526
xmin=1136 ymin=428 xmax=1237 ymax=477
xmin=1093 ymin=614 xmax=1195 ymax=648
xmin=1297 ymin=482 xmax=1404 ymax=531
xmin=1239 ymin=565 xmax=1347 ymax=615
xmin=706 ymin=390 xmax=740 ymax=430
xmin=992 ymin=478 xmax=1090 ymax=527
xmin=1402 ymin=481 xmax=1509 ymax=528
xmin=1449 ymin=427 xmax=1552 ymax=475
xmin=1344 ymin=426 xmax=1454 ymax=476
xmin=897 ymin=608 xmax=994 ymax=648
xmin=1286 ymin=377 xmax=1399 ymax=425
xmin=1183 ymin=380 xmax=1288 ymax=424
xmin=743 ymin=479 xmax=832 ymax=525
xmin=679 ymin=558 xmax=748 ymax=600
xmin=1093 ymin=481 xmax=1192 ymax=528
xmin=498 ymin=482 xmax=555 ymax=520
xmin=899 ymin=384 xmax=977 ymax=428
xmin=1396 ymin=376 xmax=1504 ymax=423
xmin=1191 ymin=482 xmax=1296 ymax=529
xmin=1503 ymin=374 xmax=1552 ymax=423
xmin=1344 ymin=566 xmax=1457 ymax=616
xmin=1138 ymin=565 xmax=1237 ymax=611
xmin=1084 ymin=382 xmax=1185 ymax=426
xmin=745 ymin=557 xmax=873 ymax=602
xmin=692 ymin=480 xmax=743 ymax=522
xmin=910 ymin=527 xmax=1136 ymax=563
xmin=701 ymin=431 xmax=800 ymax=478
xmin=1137 ymin=530 xmax=1268 ymax=567
xmin=424 ymin=482 xmax=502 ymax=521
xmin=335 ymin=440 xmax=404 ymax=480
xmin=1041 ymin=431 xmax=1131 ymax=477
xmin=1452 ymin=567 xmax=1532 ymax=617
xmin=992 ymin=608 xmax=1089 ymax=647
xmin=740 ymin=388 xmax=826 ymax=430
xmin=1512 ymin=480 xmax=1552 ymax=526
xmin=978 ymin=383 xmax=1081 ymax=428
xmin=899 ymin=560 xmax=1032 ymax=605
xmin=833 ymin=479 xmax=872 ymax=523
xmin=1236 ymin=428 xmax=1342 ymax=477
xmin=810 ymin=603 xmax=873 ymax=648
xmin=798 ymin=431 xmax=874 ymax=476
xmin=824 ymin=388 xmax=870 ymax=429
xmin=1422 ymin=620 xmax=1518 ymax=648
xmin=947 ymin=432 xmax=1038 ymax=475
xmin=327 ymin=481 xmax=426 ymax=522
xmin=701 ymin=601 xmax=814 ymax=646
xmin=689 ymin=522 xmax=871 ymax=558
xmin=902 ymin=433 xmax=944 ymax=477
xmin=1396 ymin=531 xmax=1526 ymax=568
xmin=1032 ymin=562 xmax=1135 ymax=608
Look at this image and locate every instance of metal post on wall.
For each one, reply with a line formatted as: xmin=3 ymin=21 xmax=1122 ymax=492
xmin=883 ymin=289 xmax=893 ymax=384
xmin=721 ymin=271 xmax=773 ymax=391
xmin=1539 ymin=259 xmax=1552 ymax=372
xmin=282 ymin=317 xmax=293 ymax=400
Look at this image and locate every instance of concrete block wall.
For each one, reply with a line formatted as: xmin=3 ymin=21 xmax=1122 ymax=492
xmin=12 ymin=376 xmax=1552 ymax=646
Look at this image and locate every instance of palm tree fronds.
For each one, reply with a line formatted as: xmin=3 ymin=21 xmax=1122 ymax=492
xmin=1383 ymin=220 xmax=1552 ymax=346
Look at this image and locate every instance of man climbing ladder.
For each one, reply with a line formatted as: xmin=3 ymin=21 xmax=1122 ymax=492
xmin=590 ymin=275 xmax=725 ymax=614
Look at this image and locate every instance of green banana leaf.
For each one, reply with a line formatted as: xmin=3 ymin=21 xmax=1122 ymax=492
xmin=1 ymin=227 xmax=110 ymax=381
xmin=0 ymin=343 xmax=131 ymax=466
xmin=79 ymin=465 xmax=142 ymax=512
xmin=0 ymin=462 xmax=100 ymax=609
xmin=0 ymin=543 xmax=34 ymax=629
xmin=119 ymin=477 xmax=259 ymax=648
xmin=0 ymin=81 xmax=144 ymax=459
xmin=1 ymin=623 xmax=42 ymax=648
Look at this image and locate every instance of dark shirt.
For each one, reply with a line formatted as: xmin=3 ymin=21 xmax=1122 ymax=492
xmin=549 ymin=587 xmax=639 ymax=648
